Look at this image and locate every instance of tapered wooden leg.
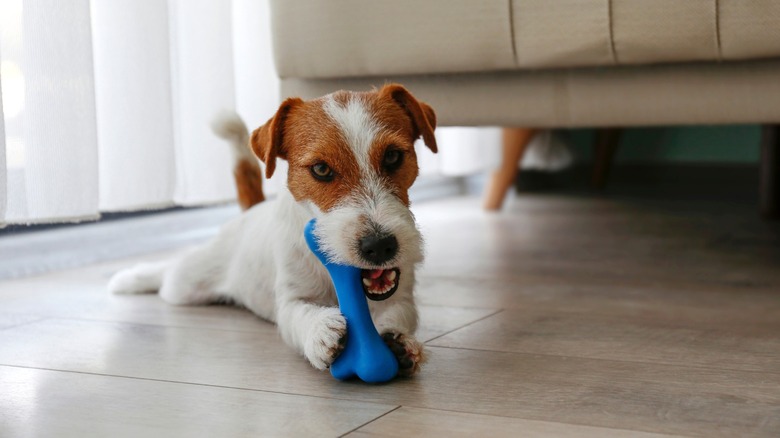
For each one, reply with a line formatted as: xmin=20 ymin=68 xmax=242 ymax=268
xmin=591 ymin=128 xmax=622 ymax=189
xmin=760 ymin=125 xmax=780 ymax=219
xmin=483 ymin=128 xmax=537 ymax=211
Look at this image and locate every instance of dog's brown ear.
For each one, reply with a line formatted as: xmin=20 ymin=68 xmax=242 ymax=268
xmin=250 ymin=97 xmax=303 ymax=178
xmin=380 ymin=84 xmax=438 ymax=153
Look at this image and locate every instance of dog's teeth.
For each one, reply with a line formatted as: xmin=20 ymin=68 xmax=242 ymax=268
xmin=362 ymin=278 xmax=372 ymax=287
xmin=387 ymin=271 xmax=397 ymax=281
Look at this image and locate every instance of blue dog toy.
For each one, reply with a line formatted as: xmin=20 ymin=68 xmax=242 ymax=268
xmin=304 ymin=219 xmax=399 ymax=383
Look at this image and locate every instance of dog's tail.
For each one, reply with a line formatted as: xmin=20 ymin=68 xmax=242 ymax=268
xmin=211 ymin=110 xmax=265 ymax=211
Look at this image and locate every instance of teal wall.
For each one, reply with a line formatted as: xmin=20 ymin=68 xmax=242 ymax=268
xmin=562 ymin=125 xmax=761 ymax=164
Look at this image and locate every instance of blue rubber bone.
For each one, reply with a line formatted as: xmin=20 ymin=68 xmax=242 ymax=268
xmin=304 ymin=219 xmax=399 ymax=383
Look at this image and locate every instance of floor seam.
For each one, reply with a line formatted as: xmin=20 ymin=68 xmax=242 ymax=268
xmin=338 ymin=405 xmax=402 ymax=437
xmin=50 ymin=315 xmax=272 ymax=334
xmin=424 ymin=309 xmax=504 ymax=344
xmin=0 ymin=317 xmax=50 ymax=331
xmin=339 ymin=404 xmax=682 ymax=437
xmin=1 ymin=360 xmax=721 ymax=437
xmin=0 ymin=364 xmax=397 ymax=407
xmin=423 ymin=345 xmax=780 ymax=377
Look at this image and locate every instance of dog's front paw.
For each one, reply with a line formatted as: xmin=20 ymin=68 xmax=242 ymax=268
xmin=382 ymin=333 xmax=426 ymax=377
xmin=304 ymin=308 xmax=347 ymax=371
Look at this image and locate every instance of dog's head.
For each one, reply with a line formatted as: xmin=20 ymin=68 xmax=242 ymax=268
xmin=250 ymin=84 xmax=437 ymax=300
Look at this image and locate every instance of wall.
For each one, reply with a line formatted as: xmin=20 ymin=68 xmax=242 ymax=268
xmin=562 ymin=125 xmax=761 ymax=164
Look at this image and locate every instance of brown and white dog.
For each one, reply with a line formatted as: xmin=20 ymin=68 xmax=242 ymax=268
xmin=108 ymin=84 xmax=437 ymax=376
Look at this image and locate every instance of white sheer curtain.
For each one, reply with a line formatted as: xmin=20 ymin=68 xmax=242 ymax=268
xmin=91 ymin=0 xmax=176 ymax=211
xmin=0 ymin=0 xmax=501 ymax=227
xmin=1 ymin=0 xmax=100 ymax=224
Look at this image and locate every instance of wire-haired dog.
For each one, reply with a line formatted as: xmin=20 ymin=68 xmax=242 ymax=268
xmin=108 ymin=84 xmax=437 ymax=376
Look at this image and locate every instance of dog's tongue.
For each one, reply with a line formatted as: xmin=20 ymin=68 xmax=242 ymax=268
xmin=364 ymin=269 xmax=384 ymax=279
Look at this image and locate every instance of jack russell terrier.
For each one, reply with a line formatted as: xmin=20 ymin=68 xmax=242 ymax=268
xmin=108 ymin=84 xmax=437 ymax=377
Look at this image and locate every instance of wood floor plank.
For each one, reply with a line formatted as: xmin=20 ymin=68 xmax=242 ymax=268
xmin=0 ymin=313 xmax=44 ymax=330
xmin=429 ymin=309 xmax=780 ymax=374
xmin=0 ymin=276 xmax=274 ymax=333
xmin=347 ymin=407 xmax=680 ymax=438
xmin=0 ymin=365 xmax=396 ymax=438
xmin=415 ymin=196 xmax=780 ymax=292
xmin=0 ymin=248 xmax=497 ymax=340
xmin=0 ymin=319 xmax=777 ymax=436
xmin=416 ymin=274 xmax=780 ymax=319
xmin=0 ymin=278 xmax=490 ymax=343
xmin=2 ymin=194 xmax=779 ymax=436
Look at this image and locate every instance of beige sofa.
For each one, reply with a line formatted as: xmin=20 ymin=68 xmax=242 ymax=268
xmin=269 ymin=0 xmax=780 ymax=216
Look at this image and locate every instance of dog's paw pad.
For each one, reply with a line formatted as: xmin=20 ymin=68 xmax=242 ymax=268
xmin=382 ymin=332 xmax=426 ymax=377
xmin=304 ymin=310 xmax=347 ymax=371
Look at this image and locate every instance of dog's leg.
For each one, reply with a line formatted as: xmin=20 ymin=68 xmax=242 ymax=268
xmin=381 ymin=332 xmax=425 ymax=377
xmin=272 ymin=263 xmax=346 ymax=370
xmin=157 ymin=245 xmax=229 ymax=306
xmin=275 ymin=297 xmax=347 ymax=370
xmin=372 ymin=292 xmax=426 ymax=377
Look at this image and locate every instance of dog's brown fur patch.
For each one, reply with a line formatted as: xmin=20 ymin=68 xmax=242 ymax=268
xmin=233 ymin=158 xmax=265 ymax=210
xmin=247 ymin=84 xmax=438 ymax=212
xmin=284 ymin=101 xmax=364 ymax=212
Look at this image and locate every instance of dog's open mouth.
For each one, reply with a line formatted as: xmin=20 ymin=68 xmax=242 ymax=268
xmin=360 ymin=268 xmax=400 ymax=301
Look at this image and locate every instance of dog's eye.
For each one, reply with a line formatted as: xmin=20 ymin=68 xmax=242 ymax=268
xmin=310 ymin=163 xmax=335 ymax=182
xmin=382 ymin=149 xmax=403 ymax=171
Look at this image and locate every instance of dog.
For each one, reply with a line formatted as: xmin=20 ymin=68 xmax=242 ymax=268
xmin=108 ymin=84 xmax=437 ymax=376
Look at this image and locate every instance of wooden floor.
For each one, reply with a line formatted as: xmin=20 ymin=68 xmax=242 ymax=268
xmin=1 ymin=193 xmax=779 ymax=437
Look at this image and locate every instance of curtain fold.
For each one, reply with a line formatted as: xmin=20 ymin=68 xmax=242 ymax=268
xmin=91 ymin=0 xmax=177 ymax=212
xmin=23 ymin=0 xmax=100 ymax=223
xmin=169 ymin=0 xmax=237 ymax=206
xmin=1 ymin=0 xmax=100 ymax=225
xmin=0 ymin=0 xmax=503 ymax=227
xmin=232 ymin=0 xmax=286 ymax=195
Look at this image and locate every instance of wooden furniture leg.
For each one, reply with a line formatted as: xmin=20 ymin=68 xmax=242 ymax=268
xmin=760 ymin=125 xmax=780 ymax=219
xmin=483 ymin=128 xmax=537 ymax=211
xmin=591 ymin=128 xmax=622 ymax=189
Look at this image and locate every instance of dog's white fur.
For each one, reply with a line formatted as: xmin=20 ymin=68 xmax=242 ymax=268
xmin=108 ymin=93 xmax=426 ymax=373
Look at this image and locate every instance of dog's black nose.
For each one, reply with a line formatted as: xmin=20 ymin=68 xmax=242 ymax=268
xmin=359 ymin=234 xmax=398 ymax=264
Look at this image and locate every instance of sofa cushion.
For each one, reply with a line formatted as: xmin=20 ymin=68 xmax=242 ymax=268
xmin=611 ymin=0 xmax=719 ymax=64
xmin=720 ymin=0 xmax=780 ymax=61
xmin=271 ymin=0 xmax=515 ymax=79
xmin=512 ymin=0 xmax=613 ymax=69
xmin=271 ymin=0 xmax=780 ymax=78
